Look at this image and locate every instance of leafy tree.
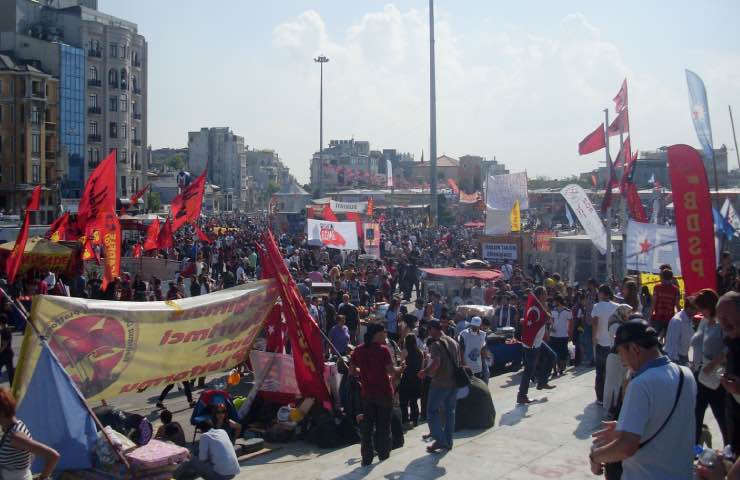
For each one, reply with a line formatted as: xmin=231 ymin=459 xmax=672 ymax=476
xmin=147 ymin=191 xmax=162 ymax=212
xmin=164 ymin=154 xmax=186 ymax=172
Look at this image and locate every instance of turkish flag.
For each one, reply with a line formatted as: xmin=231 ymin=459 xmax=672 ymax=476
xmin=578 ymin=123 xmax=606 ymax=155
xmin=157 ymin=218 xmax=174 ymax=250
xmin=171 ymin=170 xmax=206 ymax=231
xmin=668 ymin=144 xmax=717 ymax=295
xmin=143 ymin=218 xmax=161 ymax=251
xmin=608 ymin=109 xmax=629 ymax=137
xmin=321 ymin=204 xmax=338 ymax=221
xmin=265 ymin=304 xmax=286 ymax=353
xmin=258 ymin=234 xmax=331 ymax=407
xmin=194 ymin=225 xmax=213 ymax=244
xmin=613 ymin=79 xmax=628 ymax=113
xmin=78 ymin=150 xmax=116 ymax=231
xmin=46 ymin=212 xmax=70 ymax=242
xmin=99 ymin=211 xmax=121 ymax=292
xmin=5 ymin=186 xmax=43 ymax=283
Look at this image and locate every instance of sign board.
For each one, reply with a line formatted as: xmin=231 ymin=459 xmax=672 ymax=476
xmin=482 ymin=243 xmax=518 ymax=262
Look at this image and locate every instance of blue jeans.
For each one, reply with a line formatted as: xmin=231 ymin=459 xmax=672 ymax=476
xmin=580 ymin=325 xmax=594 ymax=364
xmin=427 ymin=386 xmax=456 ymax=448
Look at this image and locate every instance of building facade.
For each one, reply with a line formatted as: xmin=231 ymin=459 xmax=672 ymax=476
xmin=246 ymin=148 xmax=294 ymax=208
xmin=310 ymin=139 xmax=379 ymax=192
xmin=188 ymin=127 xmax=246 ymax=212
xmin=0 ymin=53 xmax=59 ymax=222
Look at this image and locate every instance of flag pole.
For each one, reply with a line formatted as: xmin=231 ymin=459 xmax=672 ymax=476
xmin=730 ymin=105 xmax=740 ymax=171
xmin=604 ymin=108 xmax=613 ymax=282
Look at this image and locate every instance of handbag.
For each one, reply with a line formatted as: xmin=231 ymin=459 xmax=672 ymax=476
xmin=439 ymin=338 xmax=470 ymax=388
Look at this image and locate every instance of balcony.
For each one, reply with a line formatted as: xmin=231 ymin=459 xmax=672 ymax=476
xmin=88 ymin=134 xmax=101 ymax=143
xmin=109 ymin=132 xmax=118 ymax=139
xmin=31 ymin=90 xmax=45 ymax=100
xmin=133 ymin=112 xmax=141 ymax=120
xmin=133 ymin=87 xmax=142 ymax=95
xmin=88 ymin=106 xmax=101 ymax=114
xmin=87 ymin=49 xmax=102 ymax=58
xmin=109 ymin=82 xmax=119 ymax=89
xmin=88 ymin=161 xmax=100 ymax=169
xmin=133 ymin=139 xmax=142 ymax=146
xmin=46 ymin=151 xmax=57 ymax=160
xmin=88 ymin=79 xmax=102 ymax=87
xmin=45 ymin=121 xmax=56 ymax=131
xmin=133 ymin=59 xmax=142 ymax=68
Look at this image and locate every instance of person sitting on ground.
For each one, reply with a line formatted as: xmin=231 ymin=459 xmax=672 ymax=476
xmin=211 ymin=403 xmax=241 ymax=444
xmin=189 ymin=419 xmax=241 ymax=480
xmin=154 ymin=409 xmax=186 ymax=447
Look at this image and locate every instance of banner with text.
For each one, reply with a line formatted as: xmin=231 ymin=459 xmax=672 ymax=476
xmin=560 ymin=184 xmax=607 ymax=255
xmin=329 ymin=200 xmax=367 ymax=214
xmin=482 ymin=243 xmax=518 ymax=262
xmin=625 ymin=220 xmax=681 ymax=274
xmin=363 ymin=223 xmax=381 ymax=258
xmin=640 ymin=273 xmax=686 ymax=309
xmin=307 ymin=219 xmax=360 ymax=250
xmin=13 ymin=281 xmax=278 ymax=402
xmin=486 ymin=172 xmax=529 ymax=210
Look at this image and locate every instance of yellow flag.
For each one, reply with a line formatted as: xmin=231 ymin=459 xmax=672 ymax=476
xmin=510 ymin=200 xmax=521 ymax=232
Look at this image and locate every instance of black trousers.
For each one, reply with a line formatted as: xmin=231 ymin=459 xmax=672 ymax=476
xmin=695 ymin=376 xmax=729 ymax=446
xmin=594 ymin=345 xmax=611 ymax=403
xmin=159 ymin=381 xmax=193 ymax=404
xmin=0 ymin=354 xmax=14 ymax=386
xmin=399 ymin=389 xmax=420 ymax=425
xmin=360 ymin=396 xmax=392 ymax=463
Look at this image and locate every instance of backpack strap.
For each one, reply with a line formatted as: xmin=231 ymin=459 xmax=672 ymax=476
xmin=638 ymin=367 xmax=685 ymax=449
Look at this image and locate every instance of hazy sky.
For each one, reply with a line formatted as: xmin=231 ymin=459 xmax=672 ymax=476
xmin=101 ymin=0 xmax=740 ymax=183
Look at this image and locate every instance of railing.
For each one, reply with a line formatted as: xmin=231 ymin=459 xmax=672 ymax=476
xmin=88 ymin=79 xmax=102 ymax=87
xmin=133 ymin=112 xmax=141 ymax=120
xmin=87 ymin=49 xmax=102 ymax=58
xmin=46 ymin=151 xmax=57 ymax=160
xmin=88 ymin=106 xmax=101 ymax=114
xmin=88 ymin=134 xmax=101 ymax=142
xmin=109 ymin=81 xmax=119 ymax=89
xmin=31 ymin=90 xmax=45 ymax=99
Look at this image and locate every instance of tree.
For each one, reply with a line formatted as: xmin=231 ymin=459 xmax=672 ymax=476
xmin=147 ymin=191 xmax=162 ymax=212
xmin=164 ymin=154 xmax=186 ymax=172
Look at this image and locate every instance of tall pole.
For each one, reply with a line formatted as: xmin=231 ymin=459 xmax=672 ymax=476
xmin=428 ymin=0 xmax=438 ymax=226
xmin=730 ymin=105 xmax=740 ymax=171
xmin=314 ymin=55 xmax=329 ymax=198
xmin=604 ymin=108 xmax=613 ymax=282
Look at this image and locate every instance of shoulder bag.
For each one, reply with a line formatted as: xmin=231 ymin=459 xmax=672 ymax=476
xmin=638 ymin=367 xmax=685 ymax=449
xmin=439 ymin=338 xmax=470 ymax=388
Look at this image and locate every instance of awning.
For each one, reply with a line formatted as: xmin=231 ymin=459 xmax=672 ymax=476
xmin=421 ymin=268 xmax=501 ymax=281
xmin=463 ymin=221 xmax=485 ymax=228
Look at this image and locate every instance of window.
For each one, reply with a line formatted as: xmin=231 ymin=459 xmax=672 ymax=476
xmin=94 ymin=149 xmax=100 ymax=163
xmin=131 ymin=100 xmax=137 ymax=115
xmin=109 ymin=122 xmax=117 ymax=138
xmin=0 ymin=135 xmax=2 ymax=153
xmin=122 ymin=45 xmax=128 ymax=59
xmin=120 ymin=94 xmax=127 ymax=112
xmin=32 ymin=134 xmax=40 ymax=154
xmin=132 ymin=74 xmax=137 ymax=91
xmin=120 ymin=175 xmax=127 ymax=195
xmin=19 ymin=133 xmax=24 ymax=153
xmin=109 ymin=96 xmax=117 ymax=112
xmin=0 ymin=105 xmax=2 ymax=122
xmin=122 ymin=123 xmax=127 ymax=139
xmin=0 ymin=79 xmax=3 ymax=96
xmin=109 ymin=43 xmax=118 ymax=58
xmin=132 ymin=126 xmax=138 ymax=140
xmin=88 ymin=65 xmax=98 ymax=80
xmin=108 ymin=68 xmax=118 ymax=86
xmin=89 ymin=94 xmax=97 ymax=108
xmin=89 ymin=121 xmax=98 ymax=135
xmin=120 ymin=68 xmax=127 ymax=89
xmin=121 ymin=149 xmax=127 ymax=163
xmin=32 ymin=165 xmax=40 ymax=183
xmin=31 ymin=105 xmax=40 ymax=124
xmin=132 ymin=151 xmax=138 ymax=168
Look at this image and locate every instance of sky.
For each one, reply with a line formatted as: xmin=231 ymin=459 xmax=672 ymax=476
xmin=101 ymin=0 xmax=740 ymax=184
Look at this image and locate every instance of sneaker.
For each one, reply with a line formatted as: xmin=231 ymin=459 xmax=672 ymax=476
xmin=537 ymin=383 xmax=556 ymax=390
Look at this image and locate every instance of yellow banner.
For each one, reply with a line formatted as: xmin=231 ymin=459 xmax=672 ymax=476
xmin=510 ymin=200 xmax=521 ymax=232
xmin=639 ymin=273 xmax=686 ymax=309
xmin=14 ymin=280 xmax=278 ymax=402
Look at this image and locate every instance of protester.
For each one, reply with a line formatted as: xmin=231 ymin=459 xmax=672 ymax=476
xmin=549 ymin=295 xmax=572 ymax=377
xmin=211 ymin=403 xmax=242 ymax=444
xmin=591 ymin=284 xmax=619 ymax=405
xmin=0 ymin=316 xmax=14 ymax=385
xmin=651 ymin=268 xmax=681 ymax=336
xmin=329 ymin=315 xmax=351 ymax=355
xmin=665 ymin=297 xmax=697 ymax=365
xmin=518 ymin=286 xmax=555 ymax=405
xmin=154 ymin=409 xmax=186 ymax=447
xmin=189 ymin=419 xmax=241 ymax=480
xmin=589 ymin=320 xmax=696 ymax=479
xmin=399 ymin=334 xmax=423 ymax=427
xmin=458 ymin=316 xmax=488 ymax=382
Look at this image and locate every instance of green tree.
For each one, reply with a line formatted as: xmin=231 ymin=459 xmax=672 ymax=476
xmin=164 ymin=154 xmax=186 ymax=171
xmin=147 ymin=191 xmax=162 ymax=212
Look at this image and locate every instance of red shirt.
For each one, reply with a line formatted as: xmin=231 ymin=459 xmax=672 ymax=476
xmin=652 ymin=283 xmax=680 ymax=321
xmin=350 ymin=342 xmax=393 ymax=398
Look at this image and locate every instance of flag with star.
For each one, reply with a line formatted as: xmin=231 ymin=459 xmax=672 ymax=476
xmin=624 ymin=219 xmax=682 ymax=274
xmin=685 ymin=69 xmax=714 ymax=161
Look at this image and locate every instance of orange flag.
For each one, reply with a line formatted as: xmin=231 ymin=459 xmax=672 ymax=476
xmin=99 ymin=211 xmax=121 ymax=292
xmin=171 ymin=171 xmax=206 ymax=231
xmin=6 ymin=186 xmax=42 ymax=283
xmin=367 ymin=197 xmax=374 ymax=217
xmin=143 ymin=218 xmax=161 ymax=251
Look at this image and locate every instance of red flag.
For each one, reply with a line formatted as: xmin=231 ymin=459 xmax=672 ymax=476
xmin=258 ymin=234 xmax=331 ymax=406
xmin=607 ymin=109 xmax=629 ymax=137
xmin=613 ymin=137 xmax=631 ymax=168
xmin=345 ymin=212 xmax=363 ymax=239
xmin=321 ymin=204 xmax=338 ymax=221
xmin=447 ymin=178 xmax=460 ymax=194
xmin=265 ymin=304 xmax=286 ymax=353
xmin=171 ymin=170 xmax=206 ymax=231
xmin=578 ymin=123 xmax=606 ymax=155
xmin=667 ymin=144 xmax=717 ymax=295
xmin=99 ymin=211 xmax=121 ymax=292
xmin=77 ymin=150 xmax=117 ymax=231
xmin=121 ymin=183 xmax=150 ymax=215
xmin=619 ymin=140 xmax=648 ymax=223
xmin=366 ymin=197 xmax=374 ymax=217
xmin=591 ymin=172 xmax=598 ymax=188
xmin=27 ymin=185 xmax=42 ymax=211
xmin=46 ymin=212 xmax=70 ymax=241
xmin=613 ymin=79 xmax=628 ymax=113
xmin=5 ymin=186 xmax=43 ymax=283
xmin=157 ymin=218 xmax=174 ymax=250
xmin=306 ymin=207 xmax=315 ymax=219
xmin=143 ymin=218 xmax=161 ymax=251
xmin=133 ymin=243 xmax=143 ymax=258
xmin=194 ymin=225 xmax=213 ymax=244
xmin=600 ymin=159 xmax=618 ymax=216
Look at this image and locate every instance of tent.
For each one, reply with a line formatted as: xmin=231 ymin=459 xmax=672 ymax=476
xmin=0 ymin=236 xmax=78 ymax=275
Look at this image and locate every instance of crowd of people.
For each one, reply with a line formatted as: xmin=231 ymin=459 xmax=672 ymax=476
xmin=0 ymin=209 xmax=738 ymax=479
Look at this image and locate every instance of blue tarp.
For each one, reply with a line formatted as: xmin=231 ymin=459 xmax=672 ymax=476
xmin=16 ymin=341 xmax=98 ymax=473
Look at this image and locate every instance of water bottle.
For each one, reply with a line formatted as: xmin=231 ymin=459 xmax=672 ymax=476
xmin=697 ymin=447 xmax=719 ymax=469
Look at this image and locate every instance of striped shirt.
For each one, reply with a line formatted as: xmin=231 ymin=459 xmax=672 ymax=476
xmin=0 ymin=421 xmax=32 ymax=470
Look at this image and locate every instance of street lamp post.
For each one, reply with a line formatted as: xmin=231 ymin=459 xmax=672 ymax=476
xmin=314 ymin=55 xmax=329 ymax=198
xmin=428 ymin=0 xmax=438 ymax=226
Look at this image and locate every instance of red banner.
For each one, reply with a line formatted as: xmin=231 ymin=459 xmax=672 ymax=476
xmin=143 ymin=218 xmax=161 ymax=251
xmin=667 ymin=144 xmax=717 ymax=294
xmin=100 ymin=212 xmax=121 ymax=292
xmin=194 ymin=225 xmax=213 ymax=244
xmin=578 ymin=123 xmax=606 ymax=155
xmin=78 ymin=150 xmax=117 ymax=231
xmin=157 ymin=218 xmax=174 ymax=250
xmin=6 ymin=186 xmax=42 ymax=283
xmin=534 ymin=231 xmax=556 ymax=252
xmin=171 ymin=171 xmax=206 ymax=231
xmin=46 ymin=212 xmax=70 ymax=241
xmin=258 ymin=232 xmax=331 ymax=407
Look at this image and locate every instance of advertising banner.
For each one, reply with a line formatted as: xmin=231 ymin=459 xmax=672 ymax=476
xmin=625 ymin=220 xmax=681 ymax=274
xmin=307 ymin=219 xmax=359 ymax=250
xmin=486 ymin=172 xmax=529 ymax=210
xmin=560 ymin=184 xmax=607 ymax=255
xmin=482 ymin=243 xmax=518 ymax=262
xmin=640 ymin=273 xmax=686 ymax=309
xmin=485 ymin=207 xmax=511 ymax=235
xmin=14 ymin=281 xmax=278 ymax=402
xmin=329 ymin=200 xmax=367 ymax=214
xmin=363 ymin=222 xmax=381 ymax=258
xmin=534 ymin=231 xmax=556 ymax=252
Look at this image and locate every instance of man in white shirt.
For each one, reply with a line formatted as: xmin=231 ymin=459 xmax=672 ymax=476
xmin=190 ymin=420 xmax=241 ymax=480
xmin=549 ymin=295 xmax=572 ymax=376
xmin=458 ymin=316 xmax=489 ymax=381
xmin=664 ymin=301 xmax=696 ymax=366
xmin=590 ymin=284 xmax=619 ymax=405
xmin=501 ymin=260 xmax=513 ymax=281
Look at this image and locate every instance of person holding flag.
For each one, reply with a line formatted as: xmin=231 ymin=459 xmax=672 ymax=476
xmin=517 ymin=286 xmax=556 ymax=405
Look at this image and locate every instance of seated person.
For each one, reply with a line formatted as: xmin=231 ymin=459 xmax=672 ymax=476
xmin=455 ymin=372 xmax=496 ymax=431
xmin=154 ymin=409 xmax=185 ymax=447
xmin=190 ymin=420 xmax=241 ymax=480
xmin=212 ymin=403 xmax=242 ymax=444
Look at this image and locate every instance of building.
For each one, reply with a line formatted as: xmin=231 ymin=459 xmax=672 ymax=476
xmin=187 ymin=127 xmax=246 ymax=212
xmin=310 ymin=139 xmax=379 ymax=193
xmin=0 ymin=53 xmax=59 ymax=222
xmin=458 ymin=155 xmax=509 ymax=193
xmin=410 ymin=155 xmax=459 ymax=187
xmin=0 ymin=0 xmax=148 ymax=200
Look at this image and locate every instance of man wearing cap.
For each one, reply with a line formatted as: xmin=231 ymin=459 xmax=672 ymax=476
xmin=589 ymin=320 xmax=696 ymax=479
xmin=458 ymin=316 xmax=489 ymax=382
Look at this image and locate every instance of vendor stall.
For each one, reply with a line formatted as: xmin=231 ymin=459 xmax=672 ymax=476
xmin=419 ymin=267 xmax=501 ymax=305
xmin=0 ymin=236 xmax=79 ymax=276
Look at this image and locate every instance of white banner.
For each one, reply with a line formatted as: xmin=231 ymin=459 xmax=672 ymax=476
xmin=329 ymin=200 xmax=367 ymax=213
xmin=560 ymin=184 xmax=607 ymax=255
xmin=485 ymin=207 xmax=511 ymax=235
xmin=482 ymin=243 xmax=518 ymax=262
xmin=387 ymin=160 xmax=393 ymax=188
xmin=486 ymin=172 xmax=529 ymax=210
xmin=625 ymin=220 xmax=682 ymax=274
xmin=307 ymin=219 xmax=359 ymax=250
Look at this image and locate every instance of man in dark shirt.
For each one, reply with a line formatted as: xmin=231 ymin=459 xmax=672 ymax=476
xmin=0 ymin=315 xmax=13 ymax=385
xmin=718 ymin=292 xmax=740 ymax=454
xmin=350 ymin=323 xmax=404 ymax=466
xmin=338 ymin=294 xmax=359 ymax=345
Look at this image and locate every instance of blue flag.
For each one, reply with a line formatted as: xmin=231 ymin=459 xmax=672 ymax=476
xmin=713 ymin=208 xmax=735 ymax=241
xmin=685 ymin=69 xmax=714 ymax=161
xmin=16 ymin=341 xmax=98 ymax=473
xmin=565 ymin=204 xmax=575 ymax=228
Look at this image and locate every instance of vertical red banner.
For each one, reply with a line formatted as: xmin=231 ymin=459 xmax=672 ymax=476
xmin=667 ymin=144 xmax=717 ymax=294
